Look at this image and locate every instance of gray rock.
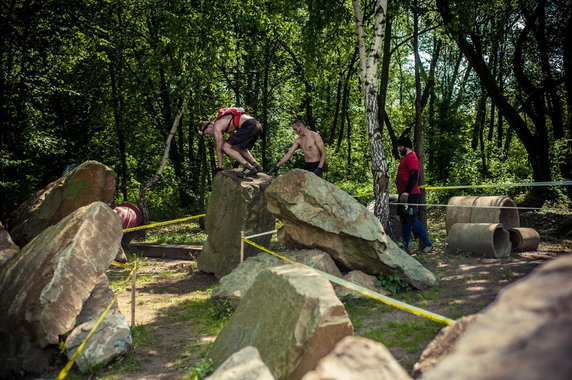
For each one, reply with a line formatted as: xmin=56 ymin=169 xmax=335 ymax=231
xmin=66 ymin=313 xmax=131 ymax=373
xmin=335 ymin=270 xmax=390 ymax=299
xmin=0 ymin=221 xmax=19 ymax=266
xmin=206 ymin=346 xmax=275 ymax=380
xmin=198 ymin=169 xmax=275 ymax=278
xmin=8 ymin=160 xmax=116 ymax=246
xmin=213 ymin=249 xmax=343 ymax=309
xmin=265 ymin=169 xmax=436 ymax=289
xmin=302 ymin=336 xmax=411 ymax=380
xmin=412 ymin=314 xmax=478 ymax=378
xmin=0 ymin=201 xmax=122 ymax=373
xmin=64 ymin=274 xmax=132 ymax=372
xmin=423 ymin=255 xmax=572 ymax=380
xmin=212 ymin=253 xmax=282 ymax=308
xmin=209 ymin=264 xmax=353 ymax=380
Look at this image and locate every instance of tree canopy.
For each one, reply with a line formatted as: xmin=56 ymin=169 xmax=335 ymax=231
xmin=1 ymin=0 xmax=571 ymax=223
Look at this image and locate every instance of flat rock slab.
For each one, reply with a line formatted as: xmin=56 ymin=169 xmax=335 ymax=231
xmin=130 ymin=243 xmax=202 ymax=260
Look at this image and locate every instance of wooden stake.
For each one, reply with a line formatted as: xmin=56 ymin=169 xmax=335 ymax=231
xmin=240 ymin=230 xmax=245 ymax=263
xmin=131 ymin=265 xmax=137 ymax=327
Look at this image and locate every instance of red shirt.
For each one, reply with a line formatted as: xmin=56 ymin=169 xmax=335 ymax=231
xmin=396 ymin=152 xmax=420 ymax=195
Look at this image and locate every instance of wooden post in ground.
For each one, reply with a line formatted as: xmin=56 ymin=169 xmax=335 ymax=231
xmin=240 ymin=230 xmax=245 ymax=263
xmin=131 ymin=265 xmax=137 ymax=327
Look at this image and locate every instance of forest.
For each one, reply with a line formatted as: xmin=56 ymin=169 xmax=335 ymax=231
xmin=2 ymin=0 xmax=571 ymax=224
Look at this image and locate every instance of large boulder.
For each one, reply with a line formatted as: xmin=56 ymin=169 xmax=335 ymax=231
xmin=206 ymin=346 xmax=275 ymax=380
xmin=334 ymin=270 xmax=390 ymax=299
xmin=7 ymin=160 xmax=116 ymax=246
xmin=412 ymin=315 xmax=478 ymax=378
xmin=423 ymin=254 xmax=572 ymax=380
xmin=212 ymin=249 xmax=343 ymax=308
xmin=209 ymin=264 xmax=353 ymax=380
xmin=265 ymin=169 xmax=436 ymax=289
xmin=0 ymin=201 xmax=122 ymax=374
xmin=198 ymin=169 xmax=275 ymax=278
xmin=0 ymin=221 xmax=19 ymax=266
xmin=301 ymin=336 xmax=411 ymax=380
xmin=65 ymin=275 xmax=132 ymax=373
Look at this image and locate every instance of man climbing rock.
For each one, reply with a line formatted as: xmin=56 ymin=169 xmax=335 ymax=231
xmin=200 ymin=107 xmax=263 ymax=178
xmin=268 ymin=118 xmax=327 ymax=177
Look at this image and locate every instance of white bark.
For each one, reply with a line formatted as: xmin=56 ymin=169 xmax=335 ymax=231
xmin=352 ymin=0 xmax=392 ymax=234
xmin=139 ymin=101 xmax=187 ymax=223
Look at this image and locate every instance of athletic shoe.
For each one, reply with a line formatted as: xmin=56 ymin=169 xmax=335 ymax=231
xmin=238 ymin=166 xmax=257 ymax=178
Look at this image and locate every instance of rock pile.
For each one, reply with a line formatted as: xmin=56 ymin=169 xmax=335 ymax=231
xmin=0 ymin=161 xmax=132 ymax=376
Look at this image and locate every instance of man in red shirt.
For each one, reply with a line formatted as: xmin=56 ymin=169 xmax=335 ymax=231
xmin=396 ymin=136 xmax=432 ymax=254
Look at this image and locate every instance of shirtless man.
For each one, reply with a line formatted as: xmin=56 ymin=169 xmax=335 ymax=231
xmin=268 ymin=118 xmax=327 ymax=177
xmin=200 ymin=107 xmax=263 ymax=178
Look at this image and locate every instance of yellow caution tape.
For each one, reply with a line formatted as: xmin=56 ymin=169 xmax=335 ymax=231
xmin=242 ymin=238 xmax=455 ymax=326
xmin=122 ymin=213 xmax=206 ymax=233
xmin=111 ymin=260 xmax=135 ymax=269
xmin=56 ymin=263 xmax=138 ymax=380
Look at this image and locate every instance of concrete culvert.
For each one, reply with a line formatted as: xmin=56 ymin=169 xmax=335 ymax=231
xmin=445 ymin=196 xmax=520 ymax=233
xmin=507 ymin=227 xmax=540 ymax=252
xmin=448 ymin=223 xmax=512 ymax=258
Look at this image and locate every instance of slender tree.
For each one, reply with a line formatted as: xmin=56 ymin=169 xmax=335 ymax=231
xmin=352 ymin=0 xmax=392 ymax=234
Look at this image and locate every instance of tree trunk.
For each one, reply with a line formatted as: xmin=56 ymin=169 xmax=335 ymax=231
xmin=352 ymin=0 xmax=391 ymax=235
xmin=139 ymin=101 xmax=186 ymax=224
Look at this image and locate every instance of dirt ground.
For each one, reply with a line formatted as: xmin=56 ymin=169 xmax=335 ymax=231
xmin=95 ymin=211 xmax=571 ymax=380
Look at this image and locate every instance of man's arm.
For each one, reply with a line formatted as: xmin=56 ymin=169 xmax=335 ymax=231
xmin=314 ymin=132 xmax=326 ymax=169
xmin=276 ymin=139 xmax=301 ymax=167
xmin=214 ymin=125 xmax=225 ymax=168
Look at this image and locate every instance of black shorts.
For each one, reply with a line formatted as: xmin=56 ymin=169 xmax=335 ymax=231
xmin=228 ymin=119 xmax=262 ymax=150
xmin=303 ymin=161 xmax=320 ymax=172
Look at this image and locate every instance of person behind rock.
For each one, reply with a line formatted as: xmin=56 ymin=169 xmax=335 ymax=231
xmin=395 ymin=136 xmax=433 ymax=254
xmin=200 ymin=107 xmax=263 ymax=178
xmin=268 ymin=118 xmax=327 ymax=177
xmin=112 ymin=203 xmax=144 ymax=262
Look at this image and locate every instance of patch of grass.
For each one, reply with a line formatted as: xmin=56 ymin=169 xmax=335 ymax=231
xmin=144 ymin=221 xmax=207 ymax=245
xmin=343 ymin=298 xmax=383 ymax=330
xmin=361 ymin=319 xmax=443 ymax=355
xmin=131 ymin=325 xmax=151 ymax=347
xmin=167 ymin=298 xmax=231 ymax=335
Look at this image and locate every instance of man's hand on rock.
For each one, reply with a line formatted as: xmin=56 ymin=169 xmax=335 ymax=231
xmin=267 ymin=165 xmax=279 ymax=177
xmin=313 ymin=167 xmax=323 ymax=177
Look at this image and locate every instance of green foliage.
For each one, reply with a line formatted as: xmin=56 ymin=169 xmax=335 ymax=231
xmin=184 ymin=359 xmax=214 ymax=380
xmin=373 ymin=270 xmax=412 ymax=295
xmin=2 ymin=0 xmax=570 ymax=222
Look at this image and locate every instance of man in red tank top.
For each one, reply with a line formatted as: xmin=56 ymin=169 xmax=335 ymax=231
xmin=395 ymin=136 xmax=433 ymax=254
xmin=200 ymin=108 xmax=263 ymax=178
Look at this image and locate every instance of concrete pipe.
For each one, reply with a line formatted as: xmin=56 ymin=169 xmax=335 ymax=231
xmin=445 ymin=196 xmax=520 ymax=233
xmin=508 ymin=227 xmax=540 ymax=252
xmin=448 ymin=223 xmax=511 ymax=258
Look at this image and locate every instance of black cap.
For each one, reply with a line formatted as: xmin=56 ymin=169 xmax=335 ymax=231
xmin=396 ymin=136 xmax=412 ymax=148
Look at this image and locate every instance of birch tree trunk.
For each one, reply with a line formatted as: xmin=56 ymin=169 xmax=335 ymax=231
xmin=351 ymin=0 xmax=392 ymax=235
xmin=139 ymin=101 xmax=187 ymax=224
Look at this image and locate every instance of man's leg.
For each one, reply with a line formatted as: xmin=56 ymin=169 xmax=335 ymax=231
xmin=239 ymin=149 xmax=261 ymax=170
xmin=411 ymin=219 xmax=432 ymax=249
xmin=222 ymin=143 xmax=250 ymax=166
